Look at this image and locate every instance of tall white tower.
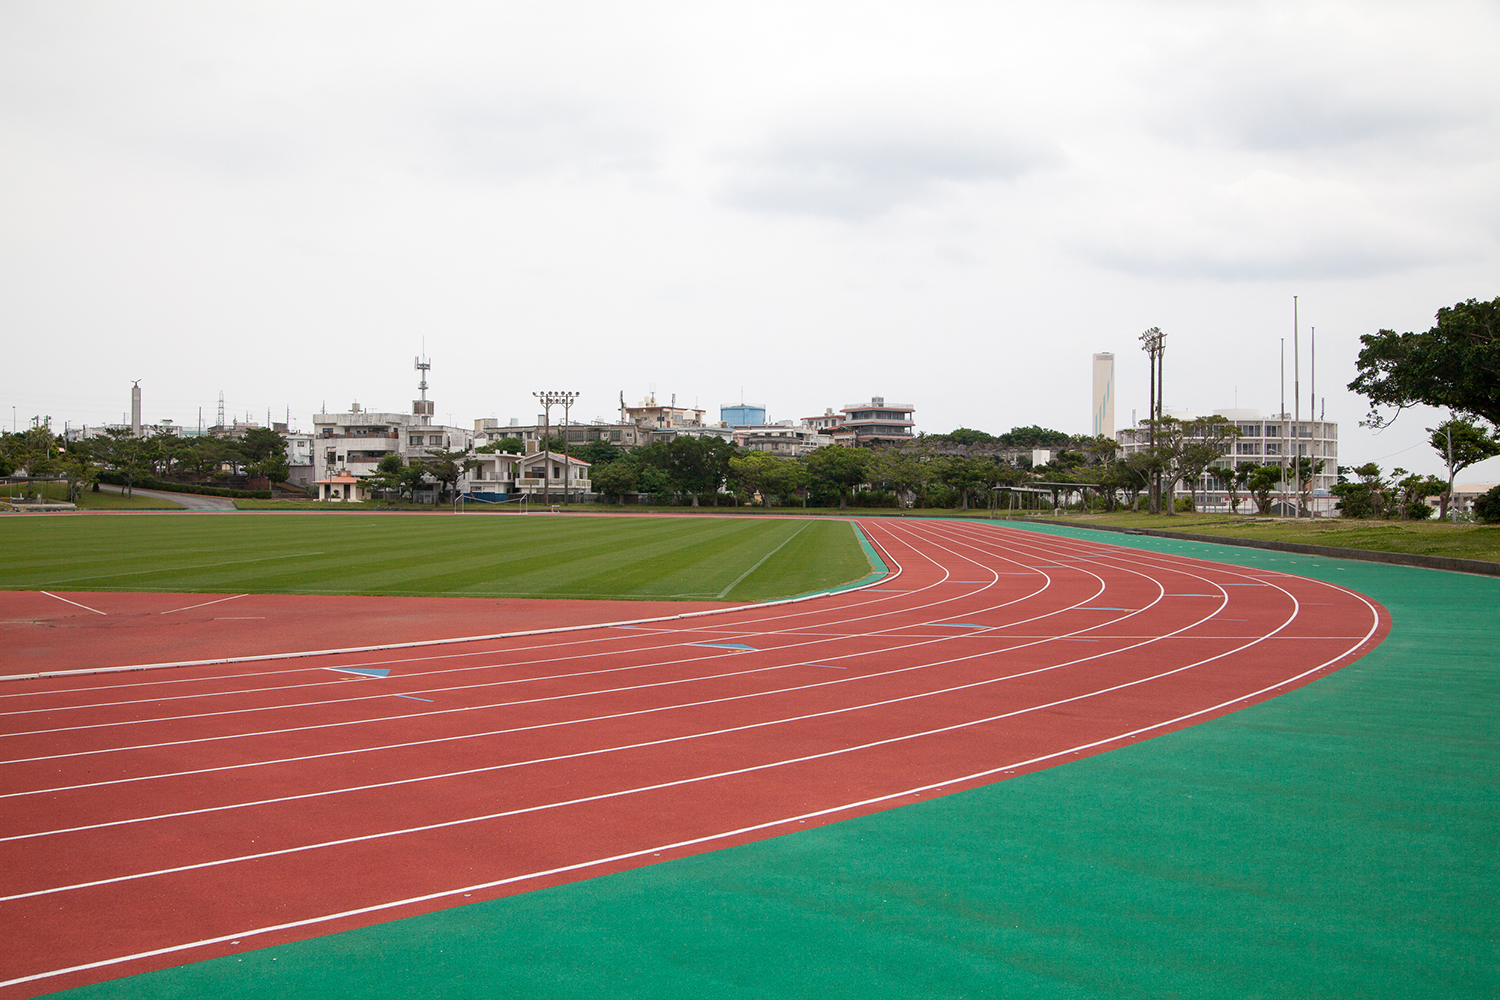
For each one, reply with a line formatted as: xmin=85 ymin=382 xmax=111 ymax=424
xmin=130 ymin=381 xmax=142 ymax=437
xmin=1092 ymin=353 xmax=1115 ymax=439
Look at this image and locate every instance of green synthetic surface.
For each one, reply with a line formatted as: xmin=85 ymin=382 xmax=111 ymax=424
xmin=44 ymin=523 xmax=1499 ymax=1000
xmin=0 ymin=514 xmax=872 ymax=602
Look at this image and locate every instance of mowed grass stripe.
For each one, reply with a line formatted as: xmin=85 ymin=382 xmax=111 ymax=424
xmin=0 ymin=515 xmax=870 ymax=602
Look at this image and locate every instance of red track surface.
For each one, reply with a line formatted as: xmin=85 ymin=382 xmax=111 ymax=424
xmin=0 ymin=519 xmax=1388 ymax=997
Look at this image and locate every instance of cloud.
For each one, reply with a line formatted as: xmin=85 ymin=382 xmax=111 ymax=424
xmin=1073 ymin=166 xmax=1483 ymax=281
xmin=717 ymin=121 xmax=1059 ymax=221
xmin=408 ymin=92 xmax=661 ymax=183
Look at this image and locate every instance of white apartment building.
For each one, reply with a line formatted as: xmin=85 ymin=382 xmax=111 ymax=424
xmin=1117 ymin=408 xmax=1339 ymax=514
xmin=312 ymin=403 xmax=472 ymax=484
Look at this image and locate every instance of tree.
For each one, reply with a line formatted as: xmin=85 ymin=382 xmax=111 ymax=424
xmin=420 ymin=447 xmax=477 ymax=503
xmin=590 ymin=460 xmax=638 ymax=503
xmin=1392 ymin=469 xmax=1444 ymax=520
xmin=1350 ymin=296 xmax=1500 ymax=429
xmin=805 ymin=446 xmax=870 ymax=509
xmin=1429 ymin=417 xmax=1500 ymax=518
xmin=576 ymin=438 xmax=623 ymax=466
xmin=867 ymin=449 xmax=932 ymax=509
xmin=1246 ymin=464 xmax=1284 ymax=515
xmin=729 ymin=451 xmax=805 ymax=508
xmin=92 ymin=428 xmax=150 ymax=496
xmin=476 ymin=436 xmax=525 ymax=455
xmin=1223 ymin=463 xmax=1253 ymax=514
xmin=1288 ymin=456 xmax=1326 ymax=517
xmin=666 ymin=436 xmax=729 ymax=506
xmin=1176 ymin=417 xmax=1239 ymax=513
xmin=999 ymin=425 xmax=1073 ymax=449
xmin=240 ymin=427 xmax=290 ymax=483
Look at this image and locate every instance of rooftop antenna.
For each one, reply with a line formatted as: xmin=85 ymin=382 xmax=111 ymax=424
xmin=216 ymin=391 xmax=226 ymax=430
xmin=414 ymin=349 xmax=433 ymax=425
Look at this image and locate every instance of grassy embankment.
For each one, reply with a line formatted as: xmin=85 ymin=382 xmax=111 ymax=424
xmin=0 ymin=480 xmax=181 ymax=510
xmin=0 ymin=513 xmax=874 ymax=602
xmin=1032 ymin=509 xmax=1500 ymax=563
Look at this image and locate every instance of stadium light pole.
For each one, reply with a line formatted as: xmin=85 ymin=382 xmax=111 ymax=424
xmin=534 ymin=391 xmax=579 ymax=508
xmin=1139 ymin=327 xmax=1165 ymax=513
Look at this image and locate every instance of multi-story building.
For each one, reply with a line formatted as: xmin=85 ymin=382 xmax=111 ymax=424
xmin=801 ymin=408 xmax=844 ymax=434
xmin=620 ymin=393 xmax=705 ymax=430
xmin=1116 ymin=408 xmax=1339 ymax=514
xmin=734 ymin=422 xmax=832 ymax=457
xmin=833 ymin=397 xmax=916 ymax=445
xmin=312 ymin=402 xmax=471 ymax=484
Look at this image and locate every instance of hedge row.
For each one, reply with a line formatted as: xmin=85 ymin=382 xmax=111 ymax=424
xmin=96 ymin=472 xmax=272 ymax=500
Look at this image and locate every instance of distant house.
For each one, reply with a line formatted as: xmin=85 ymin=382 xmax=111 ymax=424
xmin=313 ymin=472 xmax=368 ymax=503
xmin=466 ymin=450 xmax=591 ymax=501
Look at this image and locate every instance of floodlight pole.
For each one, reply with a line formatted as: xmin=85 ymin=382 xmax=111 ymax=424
xmin=1139 ymin=327 xmax=1165 ymax=513
xmin=534 ymin=390 xmax=580 ymax=508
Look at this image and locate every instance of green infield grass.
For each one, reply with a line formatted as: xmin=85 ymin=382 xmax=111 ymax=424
xmin=0 ymin=513 xmax=875 ymax=601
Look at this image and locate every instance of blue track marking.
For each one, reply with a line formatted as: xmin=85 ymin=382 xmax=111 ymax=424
xmin=1082 ymin=607 xmax=1135 ymax=611
xmin=805 ymin=663 xmax=847 ymax=669
xmin=326 ymin=667 xmax=391 ymax=678
xmin=935 ymin=623 xmax=987 ymax=629
xmin=394 ymin=694 xmax=434 ymax=702
xmin=691 ymin=643 xmax=757 ymax=652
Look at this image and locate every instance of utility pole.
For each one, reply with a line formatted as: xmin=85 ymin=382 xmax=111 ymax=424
xmin=533 ymin=391 xmax=579 ymax=508
xmin=1139 ymin=327 xmax=1165 ymax=513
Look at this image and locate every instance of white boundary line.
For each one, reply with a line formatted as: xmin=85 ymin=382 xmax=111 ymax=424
xmin=159 ymin=594 xmax=249 ymax=616
xmin=38 ymin=592 xmax=105 ymax=616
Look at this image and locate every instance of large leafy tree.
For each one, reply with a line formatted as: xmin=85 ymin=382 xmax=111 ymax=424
xmin=240 ymin=427 xmax=290 ymax=482
xmin=805 ymin=446 xmax=870 ymax=509
xmin=1350 ymin=296 xmax=1500 ymax=428
xmin=420 ymin=447 xmax=478 ymax=503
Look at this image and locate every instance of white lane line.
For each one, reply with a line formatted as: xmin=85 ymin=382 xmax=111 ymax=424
xmin=38 ymin=592 xmax=105 ymax=616
xmin=717 ymin=521 xmax=813 ymax=599
xmin=0 ymin=524 xmax=900 ymax=684
xmin=0 ymin=587 xmax=1380 ymax=971
xmin=159 ymin=595 xmax=249 ymax=616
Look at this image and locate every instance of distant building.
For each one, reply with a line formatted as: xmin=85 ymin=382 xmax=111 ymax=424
xmin=466 ymin=450 xmax=591 ymax=501
xmin=734 ymin=422 xmax=832 ymax=456
xmin=834 ymin=397 xmax=916 ymax=445
xmin=1116 ymin=408 xmax=1339 ymax=514
xmin=312 ymin=402 xmax=471 ymax=485
xmin=721 ymin=403 xmax=767 ymax=427
xmin=621 ymin=393 xmax=704 ymax=430
xmin=1092 ymin=353 xmax=1115 ymax=440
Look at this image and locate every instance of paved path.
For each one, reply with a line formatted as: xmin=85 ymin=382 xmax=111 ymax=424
xmin=98 ymin=484 xmax=237 ymax=511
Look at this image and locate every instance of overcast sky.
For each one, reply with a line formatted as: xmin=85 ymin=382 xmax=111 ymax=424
xmin=3 ymin=1 xmax=1497 ymax=479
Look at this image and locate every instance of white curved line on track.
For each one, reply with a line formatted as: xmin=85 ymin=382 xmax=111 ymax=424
xmin=0 ymin=578 xmax=1383 ymax=995
xmin=0 ymin=522 xmax=1117 ymax=760
xmin=2 ymin=529 xmax=1270 ymax=859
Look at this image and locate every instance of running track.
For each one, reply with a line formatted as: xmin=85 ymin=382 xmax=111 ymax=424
xmin=0 ymin=518 xmax=1388 ymax=997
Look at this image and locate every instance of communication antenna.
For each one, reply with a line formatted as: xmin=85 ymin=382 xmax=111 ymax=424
xmin=413 ymin=351 xmax=434 ymax=425
xmin=216 ymin=391 xmax=226 ymax=429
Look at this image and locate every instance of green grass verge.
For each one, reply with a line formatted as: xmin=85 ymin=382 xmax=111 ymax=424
xmin=1033 ymin=509 xmax=1500 ymax=562
xmin=0 ymin=514 xmax=873 ymax=601
xmin=0 ymin=482 xmax=181 ymax=510
xmin=49 ymin=521 xmax=1496 ymax=1000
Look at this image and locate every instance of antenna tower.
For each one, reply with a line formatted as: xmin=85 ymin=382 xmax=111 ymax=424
xmin=413 ymin=353 xmax=434 ymax=425
xmin=216 ymin=392 xmax=226 ymax=430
